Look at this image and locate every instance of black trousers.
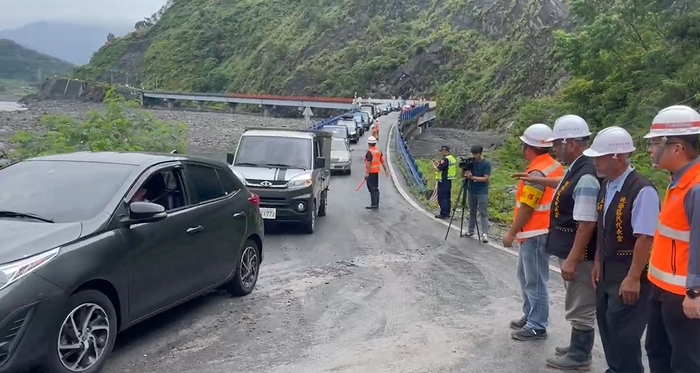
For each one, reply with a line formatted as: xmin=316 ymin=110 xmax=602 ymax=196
xmin=645 ymin=283 xmax=700 ymax=373
xmin=596 ymin=278 xmax=650 ymax=373
xmin=366 ymin=173 xmax=379 ymax=205
xmin=437 ymin=180 xmax=451 ymax=216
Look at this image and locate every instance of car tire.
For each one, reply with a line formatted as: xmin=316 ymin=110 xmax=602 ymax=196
xmin=41 ymin=289 xmax=118 ymax=373
xmin=318 ymin=190 xmax=327 ymax=217
xmin=347 ymin=169 xmax=352 ymax=175
xmin=224 ymin=238 xmax=260 ymax=296
xmin=302 ymin=200 xmax=316 ymax=234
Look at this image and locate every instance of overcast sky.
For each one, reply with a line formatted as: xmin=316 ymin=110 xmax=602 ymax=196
xmin=0 ymin=0 xmax=167 ymax=30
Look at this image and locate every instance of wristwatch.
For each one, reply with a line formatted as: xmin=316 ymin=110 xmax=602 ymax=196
xmin=686 ymin=288 xmax=700 ymax=299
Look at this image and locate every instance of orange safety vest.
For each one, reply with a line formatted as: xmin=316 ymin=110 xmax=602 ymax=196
xmin=513 ymin=153 xmax=564 ymax=240
xmin=366 ymin=147 xmax=383 ymax=173
xmin=648 ymin=160 xmax=700 ymax=295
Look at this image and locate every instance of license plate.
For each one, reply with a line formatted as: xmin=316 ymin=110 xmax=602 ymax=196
xmin=259 ymin=207 xmax=276 ymax=219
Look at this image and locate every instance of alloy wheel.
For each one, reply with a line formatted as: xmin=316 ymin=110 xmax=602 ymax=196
xmin=57 ymin=303 xmax=110 ymax=372
xmin=240 ymin=245 xmax=259 ymax=289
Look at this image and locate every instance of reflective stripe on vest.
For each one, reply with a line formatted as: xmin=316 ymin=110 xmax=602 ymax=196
xmin=436 ymin=155 xmax=458 ymax=181
xmin=367 ymin=147 xmax=382 ymax=173
xmin=513 ymin=154 xmax=564 ymax=240
xmin=648 ymin=161 xmax=700 ymax=295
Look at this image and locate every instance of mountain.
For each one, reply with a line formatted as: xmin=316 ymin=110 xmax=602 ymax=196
xmin=0 ymin=39 xmax=74 ymax=82
xmin=74 ymin=0 xmax=570 ymax=127
xmin=0 ymin=21 xmax=133 ymax=65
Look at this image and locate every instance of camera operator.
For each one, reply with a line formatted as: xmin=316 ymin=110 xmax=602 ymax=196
xmin=462 ymin=145 xmax=492 ymax=242
xmin=432 ymin=145 xmax=458 ymax=219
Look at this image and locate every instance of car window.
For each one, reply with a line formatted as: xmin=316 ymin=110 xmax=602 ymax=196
xmin=313 ymin=140 xmax=321 ymax=158
xmin=234 ymin=136 xmax=312 ymax=169
xmin=216 ymin=168 xmax=241 ymax=194
xmin=131 ymin=167 xmax=187 ymax=211
xmin=331 ymin=140 xmax=348 ymax=151
xmin=0 ymin=160 xmax=135 ymax=223
xmin=185 ymin=164 xmax=226 ymax=203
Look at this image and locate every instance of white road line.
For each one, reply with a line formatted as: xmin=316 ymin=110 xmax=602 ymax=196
xmin=385 ymin=121 xmax=561 ymax=274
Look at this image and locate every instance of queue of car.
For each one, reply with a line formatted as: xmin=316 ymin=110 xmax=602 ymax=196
xmin=0 ymin=99 xmax=401 ymax=373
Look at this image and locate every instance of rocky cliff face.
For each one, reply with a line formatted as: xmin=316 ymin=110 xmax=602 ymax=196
xmin=74 ymin=0 xmax=570 ymax=128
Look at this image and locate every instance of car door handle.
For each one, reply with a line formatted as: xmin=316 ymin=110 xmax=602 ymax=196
xmin=186 ymin=225 xmax=204 ymax=234
xmin=233 ymin=212 xmax=245 ymax=218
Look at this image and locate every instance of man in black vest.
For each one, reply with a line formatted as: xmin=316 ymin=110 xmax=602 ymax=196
xmin=512 ymin=115 xmax=600 ymax=370
xmin=584 ymin=126 xmax=660 ymax=373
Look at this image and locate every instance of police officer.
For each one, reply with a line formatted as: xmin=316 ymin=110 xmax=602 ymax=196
xmin=364 ymin=136 xmax=389 ymax=209
xmin=431 ymin=145 xmax=457 ymax=218
xmin=644 ymin=105 xmax=700 ymax=373
xmin=507 ymin=123 xmax=565 ymax=341
xmin=585 ymin=126 xmax=659 ymax=373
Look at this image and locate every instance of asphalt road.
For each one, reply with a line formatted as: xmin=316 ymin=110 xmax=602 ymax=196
xmin=100 ymin=113 xmax=607 ymax=373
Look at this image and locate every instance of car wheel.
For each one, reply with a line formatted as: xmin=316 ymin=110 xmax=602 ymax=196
xmin=347 ymin=169 xmax=352 ymax=175
xmin=303 ymin=200 xmax=316 ymax=234
xmin=41 ymin=289 xmax=118 ymax=373
xmin=318 ymin=190 xmax=327 ymax=217
xmin=224 ymin=238 xmax=260 ymax=296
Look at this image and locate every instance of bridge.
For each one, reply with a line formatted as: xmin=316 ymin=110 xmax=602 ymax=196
xmin=140 ymin=90 xmax=435 ymax=115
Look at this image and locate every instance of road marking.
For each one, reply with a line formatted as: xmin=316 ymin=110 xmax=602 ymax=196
xmin=385 ymin=122 xmax=561 ymax=274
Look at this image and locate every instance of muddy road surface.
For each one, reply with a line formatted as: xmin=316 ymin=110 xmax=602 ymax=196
xmin=97 ymin=113 xmax=606 ymax=373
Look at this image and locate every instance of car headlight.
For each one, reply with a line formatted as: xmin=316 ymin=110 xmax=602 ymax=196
xmin=338 ymin=157 xmax=349 ymax=162
xmin=0 ymin=247 xmax=60 ymax=290
xmin=287 ymin=174 xmax=312 ymax=188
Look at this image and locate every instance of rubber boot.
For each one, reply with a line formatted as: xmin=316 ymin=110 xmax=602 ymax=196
xmin=545 ymin=328 xmax=594 ymax=370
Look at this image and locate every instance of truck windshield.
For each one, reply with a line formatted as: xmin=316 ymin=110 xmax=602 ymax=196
xmin=234 ymin=136 xmax=312 ymax=169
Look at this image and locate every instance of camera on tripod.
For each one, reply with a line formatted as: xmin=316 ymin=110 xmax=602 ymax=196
xmin=458 ymin=156 xmax=476 ymax=172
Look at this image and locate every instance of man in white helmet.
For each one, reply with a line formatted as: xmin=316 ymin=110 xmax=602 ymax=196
xmin=507 ymin=123 xmax=564 ymax=341
xmin=583 ymin=126 xmax=659 ymax=373
xmin=644 ymin=105 xmax=700 ymax=373
xmin=513 ymin=115 xmax=601 ymax=369
xmin=364 ymin=136 xmax=389 ymax=209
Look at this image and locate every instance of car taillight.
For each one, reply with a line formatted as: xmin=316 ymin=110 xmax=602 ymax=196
xmin=248 ymin=193 xmax=260 ymax=208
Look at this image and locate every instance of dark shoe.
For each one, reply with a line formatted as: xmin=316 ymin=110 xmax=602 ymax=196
xmin=434 ymin=214 xmax=448 ymax=219
xmin=366 ymin=205 xmax=378 ymax=209
xmin=509 ymin=316 xmax=527 ymax=330
xmin=511 ymin=326 xmax=547 ymax=341
xmin=463 ymin=231 xmax=475 ymax=238
xmin=546 ymin=328 xmax=594 ymax=370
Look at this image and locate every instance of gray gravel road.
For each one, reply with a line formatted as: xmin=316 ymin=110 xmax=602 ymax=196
xmin=93 ymin=113 xmax=607 ymax=373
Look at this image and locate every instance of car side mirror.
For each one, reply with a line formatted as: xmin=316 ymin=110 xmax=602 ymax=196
xmin=314 ymin=156 xmax=325 ymax=169
xmin=121 ymin=202 xmax=167 ymax=226
xmin=226 ymin=153 xmax=235 ymax=164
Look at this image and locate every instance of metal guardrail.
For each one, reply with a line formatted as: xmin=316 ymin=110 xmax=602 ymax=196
xmin=395 ymin=105 xmax=429 ymax=191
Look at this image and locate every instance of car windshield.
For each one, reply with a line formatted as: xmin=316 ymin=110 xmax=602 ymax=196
xmin=338 ymin=120 xmax=357 ymax=133
xmin=234 ymin=135 xmax=312 ymax=169
xmin=361 ymin=112 xmax=369 ymax=121
xmin=0 ymin=160 xmax=135 ymax=223
xmin=331 ymin=140 xmax=348 ymax=151
xmin=353 ymin=113 xmax=363 ymax=122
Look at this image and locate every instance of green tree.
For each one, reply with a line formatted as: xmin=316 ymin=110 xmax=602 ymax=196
xmin=10 ymin=89 xmax=187 ymax=159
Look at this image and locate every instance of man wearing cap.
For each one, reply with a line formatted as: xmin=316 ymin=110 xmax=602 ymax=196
xmin=463 ymin=144 xmax=492 ymax=242
xmin=432 ymin=145 xmax=458 ymax=218
xmin=506 ymin=123 xmax=564 ymax=341
xmin=581 ymin=126 xmax=659 ymax=373
xmin=364 ymin=136 xmax=389 ymax=209
xmin=644 ymin=105 xmax=700 ymax=373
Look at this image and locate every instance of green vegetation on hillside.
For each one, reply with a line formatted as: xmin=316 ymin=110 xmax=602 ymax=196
xmin=0 ymin=39 xmax=74 ymax=82
xmin=10 ymin=89 xmax=187 ymax=160
xmin=412 ymin=0 xmax=697 ymax=224
xmin=75 ymin=0 xmax=566 ymax=128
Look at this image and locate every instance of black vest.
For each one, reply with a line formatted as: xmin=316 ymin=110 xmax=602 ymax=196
xmin=596 ymin=170 xmax=655 ymax=282
xmin=546 ymin=155 xmax=599 ymax=260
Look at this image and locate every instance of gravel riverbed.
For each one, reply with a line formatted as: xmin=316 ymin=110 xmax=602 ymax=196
xmin=0 ymin=99 xmax=310 ymax=152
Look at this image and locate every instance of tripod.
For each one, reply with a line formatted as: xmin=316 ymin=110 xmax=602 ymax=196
xmin=444 ymin=178 xmax=480 ymax=240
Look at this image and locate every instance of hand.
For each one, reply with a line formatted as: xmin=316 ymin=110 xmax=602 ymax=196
xmin=364 ymin=174 xmax=368 ymax=180
xmin=511 ymin=172 xmax=536 ymax=183
xmin=591 ymin=262 xmax=600 ymax=289
xmin=561 ymin=259 xmax=577 ymax=282
xmin=619 ymin=276 xmax=641 ymax=305
xmin=385 ymin=170 xmax=390 ymax=177
xmin=464 ymin=171 xmax=473 ymax=179
xmin=682 ymin=296 xmax=700 ymax=319
xmin=503 ymin=232 xmax=516 ymax=248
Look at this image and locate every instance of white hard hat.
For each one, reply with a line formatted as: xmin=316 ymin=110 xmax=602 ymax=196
xmin=644 ymin=105 xmax=700 ymax=138
xmin=547 ymin=115 xmax=591 ymax=141
xmin=367 ymin=136 xmax=377 ymax=144
xmin=520 ymin=123 xmax=554 ymax=147
xmin=582 ymin=126 xmax=635 ymax=157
